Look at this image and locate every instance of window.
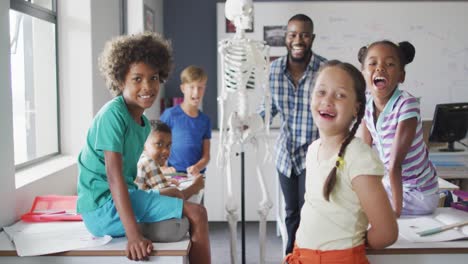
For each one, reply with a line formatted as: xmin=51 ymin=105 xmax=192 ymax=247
xmin=9 ymin=0 xmax=59 ymax=167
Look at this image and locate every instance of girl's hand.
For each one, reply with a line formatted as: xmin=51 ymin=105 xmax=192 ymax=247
xmin=126 ymin=234 xmax=153 ymax=261
xmin=187 ymin=165 xmax=201 ymax=177
xmin=160 ymin=166 xmax=176 ymax=174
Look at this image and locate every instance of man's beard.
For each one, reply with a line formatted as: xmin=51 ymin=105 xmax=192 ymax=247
xmin=288 ymin=49 xmax=312 ymax=63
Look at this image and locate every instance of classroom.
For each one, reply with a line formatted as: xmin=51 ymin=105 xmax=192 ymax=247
xmin=1 ymin=1 xmax=468 ymax=263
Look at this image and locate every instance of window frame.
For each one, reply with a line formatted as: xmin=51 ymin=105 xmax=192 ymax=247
xmin=10 ymin=0 xmax=60 ymax=170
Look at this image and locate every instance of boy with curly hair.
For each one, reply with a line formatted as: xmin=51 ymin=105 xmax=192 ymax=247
xmin=76 ymin=32 xmax=211 ymax=263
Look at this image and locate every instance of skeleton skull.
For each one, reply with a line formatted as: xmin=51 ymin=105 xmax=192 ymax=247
xmin=225 ymin=0 xmax=253 ymax=31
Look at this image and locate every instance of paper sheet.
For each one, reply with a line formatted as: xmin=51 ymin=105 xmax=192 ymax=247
xmin=398 ymin=208 xmax=468 ymax=243
xmin=178 ymin=179 xmax=204 ymax=204
xmin=3 ymin=221 xmax=112 ymax=256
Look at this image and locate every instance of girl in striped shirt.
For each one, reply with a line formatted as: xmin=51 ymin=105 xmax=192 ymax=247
xmin=358 ymin=40 xmax=439 ymax=217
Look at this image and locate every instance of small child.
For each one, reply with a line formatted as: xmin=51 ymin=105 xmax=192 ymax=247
xmin=160 ymin=65 xmax=211 ymax=176
xmin=284 ymin=60 xmax=397 ymax=263
xmin=135 ymin=120 xmax=205 ymax=201
xmin=358 ymin=40 xmax=439 ymax=217
xmin=76 ymin=32 xmax=211 ymax=263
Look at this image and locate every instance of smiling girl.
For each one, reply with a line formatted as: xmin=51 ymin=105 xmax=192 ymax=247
xmin=358 ymin=40 xmax=439 ymax=217
xmin=284 ymin=60 xmax=397 ymax=264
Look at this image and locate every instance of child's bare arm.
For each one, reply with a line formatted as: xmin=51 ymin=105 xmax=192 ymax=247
xmin=353 ymin=175 xmax=398 ymax=249
xmin=187 ymin=139 xmax=211 ymax=176
xmin=389 ymin=117 xmax=418 ymax=217
xmin=105 ymin=151 xmax=153 ymax=260
xmin=159 ymin=186 xmax=185 ymax=199
xmin=357 ymin=119 xmax=373 ymax=146
xmin=181 ymin=175 xmax=205 ymax=200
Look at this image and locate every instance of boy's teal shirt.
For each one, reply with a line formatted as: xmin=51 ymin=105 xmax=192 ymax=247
xmin=77 ymin=96 xmax=151 ymax=213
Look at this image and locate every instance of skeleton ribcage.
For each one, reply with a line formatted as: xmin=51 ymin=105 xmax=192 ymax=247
xmin=223 ymin=40 xmax=258 ymax=91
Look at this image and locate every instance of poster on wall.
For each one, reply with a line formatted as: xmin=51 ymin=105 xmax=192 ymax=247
xmin=263 ymin=25 xmax=286 ymax=47
xmin=144 ymin=5 xmax=155 ymax=32
xmin=226 ymin=18 xmax=254 ymax=33
xmin=269 ymin=56 xmax=280 ymax=63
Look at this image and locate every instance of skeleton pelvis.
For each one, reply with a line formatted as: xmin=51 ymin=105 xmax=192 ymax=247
xmin=227 ymin=112 xmax=264 ymax=143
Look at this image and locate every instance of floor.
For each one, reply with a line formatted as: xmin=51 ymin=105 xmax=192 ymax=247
xmin=209 ymin=221 xmax=284 ymax=264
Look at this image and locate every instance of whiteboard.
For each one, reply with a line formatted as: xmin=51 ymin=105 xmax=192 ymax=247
xmin=217 ymin=1 xmax=468 ymax=120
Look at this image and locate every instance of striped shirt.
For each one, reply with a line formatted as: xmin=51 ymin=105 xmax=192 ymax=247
xmin=135 ymin=152 xmax=171 ymax=190
xmin=364 ymin=88 xmax=438 ymax=194
xmin=258 ymin=53 xmax=327 ymax=177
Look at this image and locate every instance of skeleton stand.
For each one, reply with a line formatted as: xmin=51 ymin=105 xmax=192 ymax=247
xmin=239 ymin=148 xmax=246 ymax=264
xmin=218 ymin=1 xmax=272 ymax=262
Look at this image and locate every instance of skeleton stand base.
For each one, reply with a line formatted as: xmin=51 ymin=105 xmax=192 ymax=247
xmin=240 ymin=149 xmax=246 ymax=264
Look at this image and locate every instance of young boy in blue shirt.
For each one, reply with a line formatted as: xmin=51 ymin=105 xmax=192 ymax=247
xmin=160 ymin=65 xmax=211 ymax=176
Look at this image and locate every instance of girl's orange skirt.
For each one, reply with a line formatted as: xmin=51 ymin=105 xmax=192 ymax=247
xmin=283 ymin=244 xmax=369 ymax=264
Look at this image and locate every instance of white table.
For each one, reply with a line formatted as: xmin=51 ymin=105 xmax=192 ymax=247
xmin=367 ymin=236 xmax=468 ymax=264
xmin=0 ymin=231 xmax=190 ymax=264
xmin=439 ymin=177 xmax=460 ymax=191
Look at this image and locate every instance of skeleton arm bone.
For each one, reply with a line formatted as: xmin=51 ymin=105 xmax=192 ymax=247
xmin=217 ymin=41 xmax=229 ymax=169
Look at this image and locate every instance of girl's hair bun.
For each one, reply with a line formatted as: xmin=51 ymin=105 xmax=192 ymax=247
xmin=398 ymin=41 xmax=415 ymax=65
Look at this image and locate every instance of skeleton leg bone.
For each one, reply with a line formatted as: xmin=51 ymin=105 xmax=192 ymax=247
xmin=251 ymin=136 xmax=273 ymax=264
xmin=225 ymin=137 xmax=239 ymax=264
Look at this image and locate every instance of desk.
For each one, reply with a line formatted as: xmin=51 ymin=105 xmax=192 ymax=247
xmin=0 ymin=232 xmax=190 ymax=264
xmin=368 ymin=207 xmax=468 ymax=264
xmin=367 ymin=238 xmax=468 ymax=264
xmin=439 ymin=177 xmax=459 ymax=191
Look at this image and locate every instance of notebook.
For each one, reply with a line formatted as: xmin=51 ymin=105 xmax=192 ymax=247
xmin=398 ymin=207 xmax=468 ymax=242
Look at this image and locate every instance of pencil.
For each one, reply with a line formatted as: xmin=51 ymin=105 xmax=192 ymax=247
xmin=417 ymin=220 xmax=468 ymax=236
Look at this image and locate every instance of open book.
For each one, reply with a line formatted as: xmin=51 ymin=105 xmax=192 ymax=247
xmin=398 ymin=207 xmax=468 ymax=242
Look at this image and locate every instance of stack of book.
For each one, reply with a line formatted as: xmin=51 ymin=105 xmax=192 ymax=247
xmin=429 ymin=152 xmax=468 ymax=179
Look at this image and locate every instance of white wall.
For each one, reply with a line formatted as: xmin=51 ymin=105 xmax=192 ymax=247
xmin=127 ymin=0 xmax=165 ymax=121
xmin=90 ymin=1 xmax=119 ymax=115
xmin=0 ymin=0 xmax=17 ymax=228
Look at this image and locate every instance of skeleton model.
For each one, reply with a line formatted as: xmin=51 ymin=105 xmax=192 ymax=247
xmin=217 ymin=1 xmax=273 ymax=263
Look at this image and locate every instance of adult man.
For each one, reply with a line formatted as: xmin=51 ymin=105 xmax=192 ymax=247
xmin=258 ymin=14 xmax=327 ymax=254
